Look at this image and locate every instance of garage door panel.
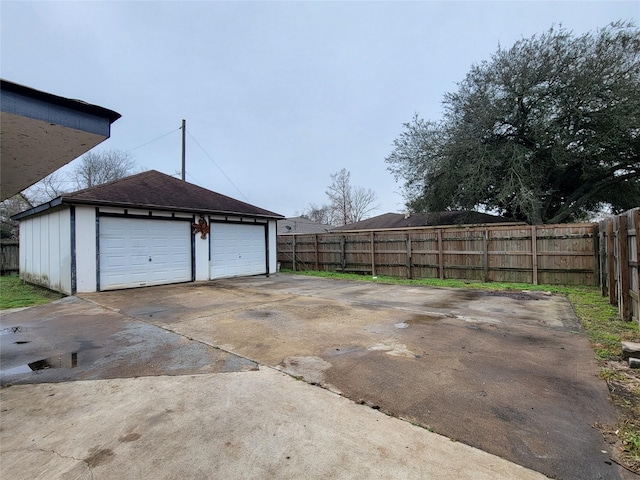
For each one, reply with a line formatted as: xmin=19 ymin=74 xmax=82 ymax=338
xmin=100 ymin=217 xmax=192 ymax=290
xmin=210 ymin=223 xmax=266 ymax=279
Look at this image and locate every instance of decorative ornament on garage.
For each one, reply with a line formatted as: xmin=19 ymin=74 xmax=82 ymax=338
xmin=192 ymin=216 xmax=210 ymax=239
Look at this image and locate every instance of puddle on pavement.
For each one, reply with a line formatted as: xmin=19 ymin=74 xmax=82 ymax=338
xmin=1 ymin=326 xmax=25 ymax=335
xmin=2 ymin=352 xmax=78 ymax=375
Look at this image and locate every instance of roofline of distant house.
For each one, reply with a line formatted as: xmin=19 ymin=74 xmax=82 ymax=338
xmin=1 ymin=79 xmax=121 ymax=123
xmin=331 ymin=221 xmax=528 ymax=233
xmin=11 ymin=197 xmax=284 ymax=221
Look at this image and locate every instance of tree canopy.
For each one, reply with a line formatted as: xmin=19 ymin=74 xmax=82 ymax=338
xmin=386 ymin=22 xmax=640 ymax=224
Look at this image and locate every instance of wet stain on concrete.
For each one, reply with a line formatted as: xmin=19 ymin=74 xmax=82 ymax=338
xmin=84 ymin=447 xmax=115 ymax=468
xmin=408 ymin=314 xmax=442 ymax=324
xmin=224 ymin=355 xmax=258 ymax=372
xmin=485 ymin=291 xmax=545 ymax=301
xmin=456 ymin=290 xmax=484 ymax=302
xmin=492 ymin=405 xmax=526 ymax=424
xmin=278 ymin=356 xmax=332 ymax=385
xmin=0 ymin=308 xmax=261 ymax=385
xmin=118 ymin=433 xmax=141 ymax=442
xmin=126 ymin=306 xmax=171 ymax=319
xmin=423 ymin=290 xmax=484 ymax=309
xmin=326 ymin=346 xmax=362 ymax=357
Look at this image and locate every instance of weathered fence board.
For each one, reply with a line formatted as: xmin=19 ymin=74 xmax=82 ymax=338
xmin=599 ymin=208 xmax=640 ymax=323
xmin=278 ymin=222 xmax=597 ymax=287
xmin=1 ymin=240 xmax=19 ymax=274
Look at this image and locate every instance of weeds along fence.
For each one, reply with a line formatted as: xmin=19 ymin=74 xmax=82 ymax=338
xmin=0 ymin=240 xmax=19 ymax=275
xmin=599 ymin=208 xmax=639 ymax=323
xmin=278 ymin=222 xmax=598 ymax=286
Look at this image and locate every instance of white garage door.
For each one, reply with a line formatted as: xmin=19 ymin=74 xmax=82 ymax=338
xmin=99 ymin=217 xmax=192 ymax=290
xmin=210 ymin=223 xmax=266 ymax=279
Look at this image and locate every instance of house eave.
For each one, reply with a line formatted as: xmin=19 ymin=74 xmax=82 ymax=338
xmin=11 ymin=197 xmax=284 ymax=221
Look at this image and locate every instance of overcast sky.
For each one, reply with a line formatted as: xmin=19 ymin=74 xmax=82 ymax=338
xmin=2 ymin=1 xmax=638 ymax=217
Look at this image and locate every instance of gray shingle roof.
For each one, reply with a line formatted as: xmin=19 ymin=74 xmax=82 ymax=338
xmin=13 ymin=170 xmax=283 ymax=220
xmin=277 ymin=217 xmax=333 ymax=235
xmin=331 ymin=211 xmax=520 ymax=230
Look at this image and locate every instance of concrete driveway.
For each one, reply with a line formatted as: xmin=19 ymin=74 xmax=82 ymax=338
xmin=0 ymin=275 xmax=622 ymax=479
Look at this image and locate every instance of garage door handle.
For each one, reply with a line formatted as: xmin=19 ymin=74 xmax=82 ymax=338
xmin=149 ymin=257 xmax=152 ymax=262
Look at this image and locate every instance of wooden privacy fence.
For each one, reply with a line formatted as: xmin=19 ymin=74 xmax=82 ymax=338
xmin=1 ymin=240 xmax=19 ymax=275
xmin=599 ymin=208 xmax=639 ymax=323
xmin=278 ymin=222 xmax=597 ymax=286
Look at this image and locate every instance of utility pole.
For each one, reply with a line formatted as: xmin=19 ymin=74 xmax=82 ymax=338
xmin=181 ymin=119 xmax=186 ymax=181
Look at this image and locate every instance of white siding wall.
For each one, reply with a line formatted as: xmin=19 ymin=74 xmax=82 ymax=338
xmin=268 ymin=219 xmax=277 ymax=274
xmin=18 ymin=207 xmax=278 ymax=294
xmin=195 ymin=225 xmax=209 ymax=281
xmin=75 ymin=206 xmax=97 ymax=293
xmin=19 ymin=209 xmax=72 ymax=294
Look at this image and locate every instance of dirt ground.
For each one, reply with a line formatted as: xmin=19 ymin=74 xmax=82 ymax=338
xmin=1 ymin=275 xmax=626 ymax=480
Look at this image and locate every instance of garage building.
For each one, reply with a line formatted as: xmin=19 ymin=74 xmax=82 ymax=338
xmin=12 ymin=170 xmax=283 ymax=293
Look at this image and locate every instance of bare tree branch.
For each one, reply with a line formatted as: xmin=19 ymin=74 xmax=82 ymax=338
xmin=72 ymin=150 xmax=136 ymax=189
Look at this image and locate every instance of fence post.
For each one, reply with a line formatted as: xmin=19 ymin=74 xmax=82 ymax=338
xmin=370 ymin=231 xmax=376 ymax=277
xmin=531 ymin=225 xmax=538 ymax=285
xmin=292 ymin=235 xmax=297 ymax=272
xmin=635 ymin=210 xmax=640 ymax=268
xmin=592 ymin=224 xmax=600 ymax=289
xmin=314 ymin=234 xmax=319 ymax=271
xmin=483 ymin=229 xmax=489 ymax=282
xmin=438 ymin=229 xmax=444 ymax=280
xmin=406 ymin=233 xmax=412 ymax=279
xmin=634 ymin=210 xmax=640 ymax=323
xmin=599 ymin=221 xmax=607 ymax=296
xmin=608 ymin=221 xmax=616 ymax=305
xmin=340 ymin=236 xmax=346 ymax=272
xmin=619 ymin=214 xmax=631 ymax=320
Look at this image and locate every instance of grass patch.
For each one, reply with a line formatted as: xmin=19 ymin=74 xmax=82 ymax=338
xmin=283 ymin=269 xmax=640 ymax=470
xmin=0 ymin=275 xmax=64 ymax=309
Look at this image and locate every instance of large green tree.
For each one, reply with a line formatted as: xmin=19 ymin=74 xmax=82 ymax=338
xmin=386 ymin=22 xmax=640 ymax=224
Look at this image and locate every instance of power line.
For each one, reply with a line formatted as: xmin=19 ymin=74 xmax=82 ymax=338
xmin=185 ymin=171 xmax=205 ymax=188
xmin=186 ymin=130 xmax=249 ymax=202
xmin=128 ymin=128 xmax=180 ymax=152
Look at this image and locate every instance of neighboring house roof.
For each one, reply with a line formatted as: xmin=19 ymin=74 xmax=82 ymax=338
xmin=12 ymin=170 xmax=283 ymax=220
xmin=331 ymin=211 xmax=520 ymax=231
xmin=277 ymin=217 xmax=333 ymax=235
